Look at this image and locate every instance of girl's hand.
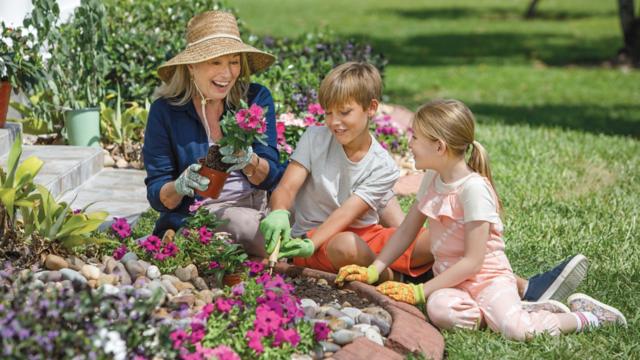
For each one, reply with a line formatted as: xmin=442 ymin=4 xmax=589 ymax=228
xmin=335 ymin=265 xmax=379 ymax=286
xmin=376 ymin=281 xmax=426 ymax=305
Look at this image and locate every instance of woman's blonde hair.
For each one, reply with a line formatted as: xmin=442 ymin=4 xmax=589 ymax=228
xmin=413 ymin=99 xmax=501 ymax=208
xmin=153 ymin=53 xmax=251 ymax=109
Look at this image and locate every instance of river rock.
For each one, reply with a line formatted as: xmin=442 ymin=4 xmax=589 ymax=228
xmin=369 ymin=316 xmax=391 ymax=336
xmin=35 ymin=270 xmax=62 ymax=283
xmin=341 ymin=307 xmax=362 ymax=320
xmin=99 ymin=284 xmax=120 ymax=296
xmin=120 ymin=252 xmax=138 ymax=263
xmin=363 ymin=327 xmax=384 ymax=346
xmin=45 ymin=254 xmax=68 ymax=271
xmin=98 ymin=274 xmax=118 ymax=286
xmin=328 ymin=318 xmax=347 ymax=331
xmin=133 ymin=276 xmax=150 ymax=289
xmin=161 ymin=279 xmax=178 ymax=296
xmin=66 ymin=256 xmax=86 ymax=271
xmin=331 ymin=329 xmax=362 ymax=345
xmin=192 ymin=277 xmax=209 ymax=290
xmin=80 ymin=264 xmax=101 ymax=281
xmin=319 ymin=341 xmax=341 ymax=353
xmin=60 ymin=268 xmax=87 ymax=285
xmin=357 ymin=313 xmax=373 ymax=325
xmin=338 ymin=316 xmax=355 ymax=328
xmin=113 ymin=263 xmax=132 ymax=285
xmin=124 ymin=260 xmax=145 ymax=280
xmin=175 ymin=266 xmax=194 ymax=282
xmin=103 ymin=257 xmax=119 ymax=274
xmin=146 ymin=265 xmax=160 ymax=280
xmin=174 ymin=280 xmax=195 ymax=292
xmin=169 ymin=292 xmax=196 ymax=307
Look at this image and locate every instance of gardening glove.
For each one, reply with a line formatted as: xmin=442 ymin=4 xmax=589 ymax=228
xmin=221 ymin=145 xmax=253 ymax=172
xmin=335 ymin=265 xmax=379 ymax=286
xmin=278 ymin=237 xmax=315 ymax=259
xmin=175 ymin=164 xmax=210 ymax=197
xmin=376 ymin=281 xmax=426 ymax=305
xmin=260 ymin=209 xmax=291 ymax=254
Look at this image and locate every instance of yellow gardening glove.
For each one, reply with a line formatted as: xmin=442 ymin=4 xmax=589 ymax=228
xmin=335 ymin=265 xmax=379 ymax=286
xmin=376 ymin=281 xmax=426 ymax=305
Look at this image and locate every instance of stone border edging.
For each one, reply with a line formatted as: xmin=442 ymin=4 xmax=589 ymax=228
xmin=273 ymin=262 xmax=444 ymax=360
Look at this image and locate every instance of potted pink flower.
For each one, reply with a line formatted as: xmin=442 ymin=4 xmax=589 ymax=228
xmin=197 ymin=101 xmax=268 ymax=198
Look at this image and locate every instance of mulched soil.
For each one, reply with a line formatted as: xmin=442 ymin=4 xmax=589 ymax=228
xmin=292 ymin=276 xmax=372 ymax=308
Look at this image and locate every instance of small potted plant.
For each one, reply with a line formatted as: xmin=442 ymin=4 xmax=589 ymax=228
xmin=197 ymin=101 xmax=268 ymax=198
xmin=0 ymin=23 xmax=46 ymax=128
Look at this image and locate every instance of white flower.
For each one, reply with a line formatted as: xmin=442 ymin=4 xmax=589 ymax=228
xmin=104 ymin=330 xmax=126 ymax=360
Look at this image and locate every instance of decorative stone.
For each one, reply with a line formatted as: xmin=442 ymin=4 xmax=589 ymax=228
xmin=363 ymin=307 xmax=392 ymax=324
xmin=98 ymin=274 xmax=118 ymax=286
xmin=138 ymin=260 xmax=151 ymax=272
xmin=175 ymin=266 xmax=193 ymax=282
xmin=113 ymin=263 xmax=132 ymax=285
xmin=338 ymin=316 xmax=355 ymax=328
xmin=316 ymin=278 xmax=329 ymax=287
xmin=326 ymin=308 xmax=347 ymax=319
xmin=80 ymin=265 xmax=101 ymax=281
xmin=87 ymin=280 xmax=98 ymax=288
xmin=35 ymin=271 xmax=62 ymax=283
xmin=291 ymin=355 xmax=313 ymax=360
xmin=103 ymin=257 xmax=119 ymax=274
xmin=124 ymin=260 xmax=145 ymax=280
xmin=136 ymin=288 xmax=153 ymax=299
xmin=363 ymin=327 xmax=384 ymax=346
xmin=161 ymin=274 xmax=181 ymax=284
xmin=357 ymin=313 xmax=373 ymax=325
xmin=331 ymin=329 xmax=362 ymax=345
xmin=300 ymin=298 xmax=318 ymax=308
xmin=146 ymin=265 xmax=161 ymax=280
xmin=67 ymin=256 xmax=86 ymax=271
xmin=44 ymin=254 xmax=68 ymax=271
xmin=329 ymin=318 xmax=348 ymax=331
xmin=161 ymin=279 xmax=178 ymax=296
xmin=174 ymin=281 xmax=195 ymax=292
xmin=341 ymin=307 xmax=363 ymax=320
xmin=60 ymin=268 xmax=87 ymax=284
xmin=319 ymin=341 xmax=341 ymax=353
xmin=170 ymin=293 xmax=196 ymax=307
xmin=369 ymin=316 xmax=391 ymax=337
xmin=120 ymin=252 xmax=138 ymax=263
xmin=192 ymin=277 xmax=209 ymax=290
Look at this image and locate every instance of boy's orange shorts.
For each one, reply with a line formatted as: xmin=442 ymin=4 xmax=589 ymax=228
xmin=292 ymin=224 xmax=431 ymax=277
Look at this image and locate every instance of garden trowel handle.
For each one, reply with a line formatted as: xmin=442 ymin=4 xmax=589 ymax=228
xmin=268 ymin=236 xmax=281 ymax=275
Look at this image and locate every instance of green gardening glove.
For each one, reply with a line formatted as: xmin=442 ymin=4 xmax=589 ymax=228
xmin=175 ymin=164 xmax=210 ymax=197
xmin=376 ymin=281 xmax=426 ymax=305
xmin=335 ymin=265 xmax=379 ymax=286
xmin=259 ymin=209 xmax=291 ymax=254
xmin=278 ymin=237 xmax=315 ymax=258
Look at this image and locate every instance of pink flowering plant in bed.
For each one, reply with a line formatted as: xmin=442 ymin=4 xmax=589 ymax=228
xmin=276 ymin=102 xmax=325 ymax=161
xmin=168 ymin=262 xmax=327 ymax=359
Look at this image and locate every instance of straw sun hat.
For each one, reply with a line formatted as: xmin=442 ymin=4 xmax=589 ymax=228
xmin=157 ymin=11 xmax=275 ymax=83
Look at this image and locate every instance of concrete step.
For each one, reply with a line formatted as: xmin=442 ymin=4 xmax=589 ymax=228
xmin=0 ymin=122 xmax=22 ymax=158
xmin=0 ymin=145 xmax=103 ymax=198
xmin=57 ymin=168 xmax=149 ymax=227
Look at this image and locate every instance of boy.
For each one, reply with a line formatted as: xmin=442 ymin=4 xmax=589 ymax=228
xmin=260 ymin=62 xmax=588 ymax=303
xmin=259 ymin=62 xmax=432 ymax=281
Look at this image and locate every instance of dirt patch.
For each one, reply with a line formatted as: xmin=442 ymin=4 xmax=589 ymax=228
xmin=292 ymin=276 xmax=372 ymax=308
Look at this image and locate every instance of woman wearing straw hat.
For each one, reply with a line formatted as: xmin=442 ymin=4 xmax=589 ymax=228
xmin=143 ymin=10 xmax=285 ymax=256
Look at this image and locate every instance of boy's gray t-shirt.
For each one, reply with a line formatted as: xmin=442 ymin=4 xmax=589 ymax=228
xmin=290 ymin=126 xmax=400 ymax=237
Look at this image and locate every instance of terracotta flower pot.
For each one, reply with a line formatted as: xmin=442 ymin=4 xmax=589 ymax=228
xmin=195 ymin=158 xmax=229 ymax=199
xmin=0 ymin=81 xmax=12 ymax=129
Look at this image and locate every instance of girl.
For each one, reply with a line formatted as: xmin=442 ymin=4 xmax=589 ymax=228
xmin=335 ymin=99 xmax=626 ymax=340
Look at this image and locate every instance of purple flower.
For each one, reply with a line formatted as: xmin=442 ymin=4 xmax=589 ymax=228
xmin=314 ymin=321 xmax=330 ymax=341
xmin=111 ymin=217 xmax=131 ymax=239
xmin=112 ymin=244 xmax=127 ymax=260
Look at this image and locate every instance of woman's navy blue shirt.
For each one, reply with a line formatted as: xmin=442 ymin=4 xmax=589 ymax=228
xmin=143 ymin=83 xmax=285 ymax=235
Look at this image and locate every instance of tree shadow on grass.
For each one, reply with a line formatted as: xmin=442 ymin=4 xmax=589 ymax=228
xmin=382 ymin=6 xmax=617 ymax=22
xmin=353 ymin=32 xmax=620 ymax=67
xmin=468 ymin=102 xmax=640 ymax=138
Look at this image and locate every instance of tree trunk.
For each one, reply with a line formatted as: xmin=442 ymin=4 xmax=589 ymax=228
xmin=618 ymin=0 xmax=640 ymax=65
xmin=524 ymin=0 xmax=541 ymax=19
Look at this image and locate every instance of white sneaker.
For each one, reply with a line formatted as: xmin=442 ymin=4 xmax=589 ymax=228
xmin=568 ymin=293 xmax=627 ymax=327
xmin=521 ymin=299 xmax=570 ymax=314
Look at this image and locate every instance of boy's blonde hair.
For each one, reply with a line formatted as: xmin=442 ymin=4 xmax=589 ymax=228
xmin=413 ymin=99 xmax=501 ymax=209
xmin=318 ymin=62 xmax=382 ymax=111
xmin=153 ymin=53 xmax=251 ymax=109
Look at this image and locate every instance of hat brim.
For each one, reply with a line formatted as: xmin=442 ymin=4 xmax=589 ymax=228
xmin=157 ymin=38 xmax=275 ymax=82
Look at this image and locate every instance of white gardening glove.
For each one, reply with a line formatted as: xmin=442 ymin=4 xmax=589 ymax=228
xmin=221 ymin=145 xmax=253 ymax=172
xmin=175 ymin=164 xmax=209 ymax=197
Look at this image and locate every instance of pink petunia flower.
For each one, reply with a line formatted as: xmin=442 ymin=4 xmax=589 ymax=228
xmin=307 ymin=103 xmax=324 ymax=116
xmin=215 ymin=297 xmax=232 ymax=313
xmin=210 ymin=345 xmax=240 ymax=360
xmin=244 ymin=261 xmax=264 ymax=276
xmin=112 ymin=244 xmax=128 ymax=260
xmin=170 ymin=329 xmax=188 ymax=349
xmin=198 ymin=226 xmax=213 ymax=245
xmin=111 ymin=217 xmax=132 ymax=239
xmin=245 ymin=329 xmax=264 ymax=354
xmin=189 ymin=200 xmax=205 ymax=213
xmin=314 ymin=321 xmax=331 ymax=341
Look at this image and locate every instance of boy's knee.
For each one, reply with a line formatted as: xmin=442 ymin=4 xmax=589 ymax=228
xmin=326 ymin=232 xmax=371 ymax=266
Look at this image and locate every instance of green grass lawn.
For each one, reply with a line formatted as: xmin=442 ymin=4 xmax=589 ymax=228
xmin=137 ymin=1 xmax=639 ymax=358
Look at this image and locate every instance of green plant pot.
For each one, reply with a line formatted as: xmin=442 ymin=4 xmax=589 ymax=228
xmin=65 ymin=108 xmax=100 ymax=147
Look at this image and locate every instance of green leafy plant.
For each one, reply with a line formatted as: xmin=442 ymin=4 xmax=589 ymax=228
xmin=99 ymin=86 xmax=149 ymax=146
xmin=49 ymin=0 xmax=110 ymax=109
xmin=31 ymin=185 xmax=109 ymax=249
xmin=0 ymin=134 xmax=43 ymax=237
